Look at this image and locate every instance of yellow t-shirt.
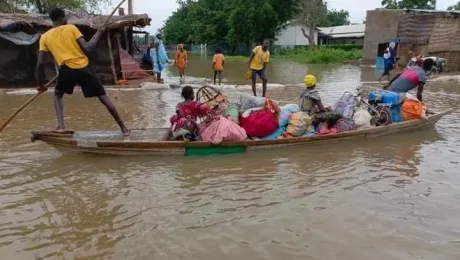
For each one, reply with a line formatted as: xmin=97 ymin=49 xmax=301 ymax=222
xmin=39 ymin=24 xmax=89 ymax=69
xmin=249 ymin=46 xmax=270 ymax=70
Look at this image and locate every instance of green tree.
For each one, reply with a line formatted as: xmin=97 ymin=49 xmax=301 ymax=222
xmin=228 ymin=0 xmax=278 ymax=46
xmin=297 ymin=0 xmax=327 ymax=47
xmin=447 ymin=1 xmax=460 ymax=10
xmin=381 ymin=0 xmax=436 ymax=9
xmin=162 ymin=0 xmax=299 ymax=48
xmin=320 ymin=9 xmax=350 ymax=27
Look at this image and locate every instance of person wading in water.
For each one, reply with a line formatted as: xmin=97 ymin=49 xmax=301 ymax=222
xmin=36 ymin=8 xmax=129 ymax=136
xmin=248 ymin=39 xmax=270 ymax=97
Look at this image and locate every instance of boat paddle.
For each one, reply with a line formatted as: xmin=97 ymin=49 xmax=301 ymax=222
xmin=0 ymin=0 xmax=127 ymax=134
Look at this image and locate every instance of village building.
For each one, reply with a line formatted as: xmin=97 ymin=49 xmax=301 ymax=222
xmin=363 ymin=8 xmax=460 ymax=70
xmin=0 ymin=10 xmax=151 ymax=87
xmin=274 ymin=22 xmax=365 ymax=48
xmin=317 ymin=24 xmax=365 ymax=46
xmin=274 ymin=21 xmax=318 ymax=48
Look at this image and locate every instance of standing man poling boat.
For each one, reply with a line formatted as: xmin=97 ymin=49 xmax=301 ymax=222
xmin=36 ymin=7 xmax=129 ymax=136
xmin=248 ymin=39 xmax=270 ymax=97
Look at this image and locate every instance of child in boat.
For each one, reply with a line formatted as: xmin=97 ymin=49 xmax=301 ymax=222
xmin=169 ymin=86 xmax=212 ymax=141
xmin=174 ymin=44 xmax=188 ymax=82
xmin=299 ymin=74 xmax=341 ymax=128
xmin=213 ymin=48 xmax=225 ymax=85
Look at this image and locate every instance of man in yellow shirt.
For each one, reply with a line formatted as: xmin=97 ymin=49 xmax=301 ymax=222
xmin=248 ymin=39 xmax=270 ymax=97
xmin=37 ymin=8 xmax=129 ymax=136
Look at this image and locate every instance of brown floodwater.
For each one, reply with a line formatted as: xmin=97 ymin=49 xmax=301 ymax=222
xmin=1 ymin=56 xmax=460 ymax=259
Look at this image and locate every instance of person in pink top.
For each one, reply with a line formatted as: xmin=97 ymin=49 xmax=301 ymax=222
xmin=169 ymin=86 xmax=213 ymax=141
xmin=388 ymin=58 xmax=433 ymax=101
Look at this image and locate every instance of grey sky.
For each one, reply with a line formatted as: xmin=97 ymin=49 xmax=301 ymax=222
xmin=125 ymin=0 xmax=456 ymax=33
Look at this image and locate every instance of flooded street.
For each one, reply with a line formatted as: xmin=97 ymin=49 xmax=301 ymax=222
xmin=1 ymin=57 xmax=460 ymax=259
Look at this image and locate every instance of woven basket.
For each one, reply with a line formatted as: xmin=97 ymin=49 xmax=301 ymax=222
xmin=196 ymin=85 xmax=229 ymax=115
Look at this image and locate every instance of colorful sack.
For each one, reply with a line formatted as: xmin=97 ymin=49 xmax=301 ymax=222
xmin=199 ymin=116 xmax=247 ymax=144
xmin=282 ymin=112 xmax=312 ymax=138
xmin=279 ymin=104 xmax=300 ymax=127
xmin=353 ymin=109 xmax=372 ymax=129
xmin=332 ymin=91 xmax=359 ymax=118
xmin=239 ymin=109 xmax=278 ymax=137
xmin=334 ymin=118 xmax=356 ymax=132
xmin=261 ymin=126 xmax=286 ymax=140
xmin=401 ymin=100 xmax=425 ymax=121
xmin=317 ymin=122 xmax=339 ymax=135
xmin=226 ymin=103 xmax=240 ymax=124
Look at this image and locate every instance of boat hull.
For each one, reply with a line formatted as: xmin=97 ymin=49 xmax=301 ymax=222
xmin=31 ymin=110 xmax=451 ymax=156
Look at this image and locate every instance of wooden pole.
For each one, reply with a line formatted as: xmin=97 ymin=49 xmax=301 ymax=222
xmin=115 ymin=33 xmax=125 ymax=81
xmin=0 ymin=76 xmax=57 ymax=133
xmin=107 ymin=31 xmax=118 ymax=84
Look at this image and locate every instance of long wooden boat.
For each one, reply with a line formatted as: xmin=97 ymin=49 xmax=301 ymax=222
xmin=30 ymin=110 xmax=451 ymax=156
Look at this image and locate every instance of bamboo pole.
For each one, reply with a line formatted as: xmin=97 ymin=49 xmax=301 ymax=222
xmin=107 ymin=31 xmax=117 ymax=84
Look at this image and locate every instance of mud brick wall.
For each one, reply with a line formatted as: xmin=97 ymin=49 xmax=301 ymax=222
xmin=362 ymin=9 xmax=402 ymax=64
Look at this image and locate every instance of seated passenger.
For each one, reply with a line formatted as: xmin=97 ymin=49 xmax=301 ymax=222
xmin=169 ymin=86 xmax=212 ymax=141
xmin=299 ymin=74 xmax=341 ymax=128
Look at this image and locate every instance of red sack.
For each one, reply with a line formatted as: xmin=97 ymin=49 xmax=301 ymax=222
xmin=239 ymin=108 xmax=278 ymax=137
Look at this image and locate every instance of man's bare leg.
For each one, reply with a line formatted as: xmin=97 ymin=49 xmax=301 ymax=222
xmin=218 ymin=71 xmax=222 ymax=85
xmin=98 ymin=95 xmax=129 ymax=136
xmin=54 ymin=94 xmax=66 ymax=132
xmin=252 ymin=80 xmax=257 ymax=96
xmin=262 ymin=78 xmax=267 ymax=97
xmin=213 ymin=71 xmax=217 ymax=85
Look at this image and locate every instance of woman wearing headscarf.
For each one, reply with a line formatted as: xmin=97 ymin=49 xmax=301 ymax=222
xmin=150 ymin=33 xmax=169 ymax=83
xmin=174 ymin=43 xmax=188 ymax=82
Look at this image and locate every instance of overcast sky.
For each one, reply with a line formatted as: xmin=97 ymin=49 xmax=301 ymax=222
xmin=123 ymin=0 xmax=457 ymax=33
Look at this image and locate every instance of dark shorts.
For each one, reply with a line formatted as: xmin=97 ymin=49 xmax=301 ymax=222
xmin=382 ymin=64 xmax=392 ymax=76
xmin=55 ymin=65 xmax=106 ymax=98
xmin=251 ymin=69 xmax=267 ymax=81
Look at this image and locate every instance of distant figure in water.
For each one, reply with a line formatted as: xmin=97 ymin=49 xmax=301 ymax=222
xmin=150 ymin=33 xmax=169 ymax=83
xmin=174 ymin=44 xmax=188 ymax=83
xmin=379 ymin=41 xmax=396 ymax=83
xmin=248 ymin=39 xmax=270 ymax=97
xmin=169 ymin=86 xmax=212 ymax=141
xmin=36 ymin=7 xmax=129 ymax=136
xmin=212 ymin=48 xmax=225 ymax=85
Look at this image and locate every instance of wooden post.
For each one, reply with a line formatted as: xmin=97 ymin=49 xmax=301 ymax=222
xmin=107 ymin=31 xmax=117 ymax=84
xmin=128 ymin=0 xmax=133 ymax=15
xmin=115 ymin=32 xmax=125 ymax=81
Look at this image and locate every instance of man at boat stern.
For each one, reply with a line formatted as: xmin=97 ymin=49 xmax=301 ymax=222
xmin=36 ymin=7 xmax=129 ymax=136
xmin=387 ymin=58 xmax=433 ymax=102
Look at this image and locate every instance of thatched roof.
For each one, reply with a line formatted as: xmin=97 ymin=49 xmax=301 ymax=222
xmin=0 ymin=13 xmax=151 ymax=30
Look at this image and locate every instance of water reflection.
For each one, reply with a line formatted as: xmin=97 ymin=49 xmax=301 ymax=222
xmin=0 ymin=59 xmax=459 ymax=259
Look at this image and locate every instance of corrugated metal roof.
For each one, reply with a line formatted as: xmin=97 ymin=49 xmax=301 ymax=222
xmin=329 ymin=32 xmax=365 ymax=38
xmin=317 ymin=24 xmax=365 ymax=38
xmin=403 ymin=8 xmax=460 ymax=15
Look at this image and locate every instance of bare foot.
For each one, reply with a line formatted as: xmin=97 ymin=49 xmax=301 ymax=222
xmin=122 ymin=129 xmax=131 ymax=137
xmin=53 ymin=128 xmax=67 ymax=133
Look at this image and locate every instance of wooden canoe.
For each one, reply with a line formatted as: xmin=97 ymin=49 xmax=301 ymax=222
xmin=30 ymin=110 xmax=451 ymax=156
